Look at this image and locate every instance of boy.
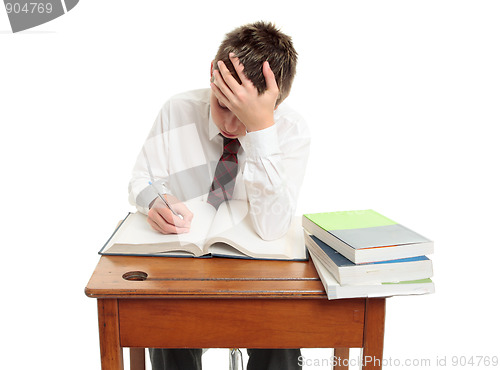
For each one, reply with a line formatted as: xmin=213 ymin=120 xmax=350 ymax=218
xmin=129 ymin=21 xmax=310 ymax=370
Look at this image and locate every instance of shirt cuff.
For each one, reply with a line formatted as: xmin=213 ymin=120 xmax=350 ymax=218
xmin=136 ymin=180 xmax=168 ymax=211
xmin=239 ymin=124 xmax=281 ymax=158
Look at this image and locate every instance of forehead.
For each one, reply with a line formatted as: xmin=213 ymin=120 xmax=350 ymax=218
xmin=210 ymin=90 xmax=230 ymax=110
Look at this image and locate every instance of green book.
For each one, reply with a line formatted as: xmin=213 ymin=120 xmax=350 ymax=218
xmin=303 ymin=210 xmax=433 ymax=264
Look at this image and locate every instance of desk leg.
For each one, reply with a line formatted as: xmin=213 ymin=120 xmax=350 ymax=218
xmin=361 ymin=298 xmax=386 ymax=370
xmin=98 ymin=299 xmax=124 ymax=370
xmin=333 ymin=348 xmax=350 ymax=369
xmin=130 ymin=348 xmax=146 ymax=370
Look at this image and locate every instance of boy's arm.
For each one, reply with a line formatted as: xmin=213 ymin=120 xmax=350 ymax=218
xmin=241 ymin=122 xmax=310 ymax=240
xmin=212 ymin=55 xmax=310 ymax=240
xmin=128 ymin=106 xmax=171 ymax=214
xmin=128 ymin=105 xmax=192 ymax=234
xmin=211 ymin=53 xmax=278 ymax=132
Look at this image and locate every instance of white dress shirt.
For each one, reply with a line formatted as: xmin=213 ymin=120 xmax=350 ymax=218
xmin=129 ymin=89 xmax=310 ymax=240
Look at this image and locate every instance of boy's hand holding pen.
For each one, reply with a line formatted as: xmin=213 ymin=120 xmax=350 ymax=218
xmin=146 ymin=183 xmax=193 ymax=234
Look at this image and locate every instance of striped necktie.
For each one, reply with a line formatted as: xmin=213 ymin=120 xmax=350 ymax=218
xmin=207 ymin=136 xmax=241 ymax=209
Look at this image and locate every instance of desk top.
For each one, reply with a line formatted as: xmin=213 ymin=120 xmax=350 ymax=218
xmin=85 ymin=256 xmax=326 ymax=299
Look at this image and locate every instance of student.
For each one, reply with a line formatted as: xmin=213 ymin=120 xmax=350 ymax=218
xmin=129 ymin=21 xmax=310 ymax=370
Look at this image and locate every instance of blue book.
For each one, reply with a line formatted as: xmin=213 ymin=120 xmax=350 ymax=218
xmin=310 ymin=252 xmax=435 ymax=299
xmin=305 ymin=233 xmax=433 ymax=285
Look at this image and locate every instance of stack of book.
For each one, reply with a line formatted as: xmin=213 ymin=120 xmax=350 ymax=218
xmin=302 ymin=209 xmax=435 ymax=299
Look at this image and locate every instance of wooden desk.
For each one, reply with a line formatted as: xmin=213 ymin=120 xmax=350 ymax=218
xmin=85 ymin=256 xmax=386 ymax=370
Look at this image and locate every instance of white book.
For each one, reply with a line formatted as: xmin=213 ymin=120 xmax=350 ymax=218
xmin=100 ymin=200 xmax=306 ymax=260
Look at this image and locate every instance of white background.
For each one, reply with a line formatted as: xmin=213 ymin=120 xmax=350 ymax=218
xmin=1 ymin=1 xmax=499 ymax=369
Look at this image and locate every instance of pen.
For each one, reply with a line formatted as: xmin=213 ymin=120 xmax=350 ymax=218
xmin=149 ymin=181 xmax=180 ymax=217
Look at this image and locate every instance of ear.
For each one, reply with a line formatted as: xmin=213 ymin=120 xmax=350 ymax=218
xmin=210 ymin=60 xmax=214 ymax=82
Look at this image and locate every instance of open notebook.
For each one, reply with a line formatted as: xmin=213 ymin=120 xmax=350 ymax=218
xmin=100 ymin=200 xmax=306 ymax=260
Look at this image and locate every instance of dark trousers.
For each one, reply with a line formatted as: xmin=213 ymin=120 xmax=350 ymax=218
xmin=149 ymin=348 xmax=302 ymax=370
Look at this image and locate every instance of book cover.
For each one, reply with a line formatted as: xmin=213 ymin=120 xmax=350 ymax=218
xmin=310 ymin=253 xmax=435 ymax=299
xmin=305 ymin=233 xmax=433 ymax=284
xmin=302 ymin=209 xmax=434 ymax=263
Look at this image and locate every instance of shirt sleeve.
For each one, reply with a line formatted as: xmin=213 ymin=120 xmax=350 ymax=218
xmin=240 ymin=116 xmax=311 ymax=240
xmin=128 ymin=104 xmax=173 ymax=215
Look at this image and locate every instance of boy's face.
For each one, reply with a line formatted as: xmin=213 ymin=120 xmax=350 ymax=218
xmin=210 ymin=90 xmax=247 ymax=139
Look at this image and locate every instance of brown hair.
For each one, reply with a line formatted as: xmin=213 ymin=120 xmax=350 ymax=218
xmin=213 ymin=21 xmax=298 ymax=105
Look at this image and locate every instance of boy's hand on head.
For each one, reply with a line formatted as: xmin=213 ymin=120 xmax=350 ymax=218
xmin=211 ymin=53 xmax=279 ymax=132
xmin=147 ymin=195 xmax=193 ymax=234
